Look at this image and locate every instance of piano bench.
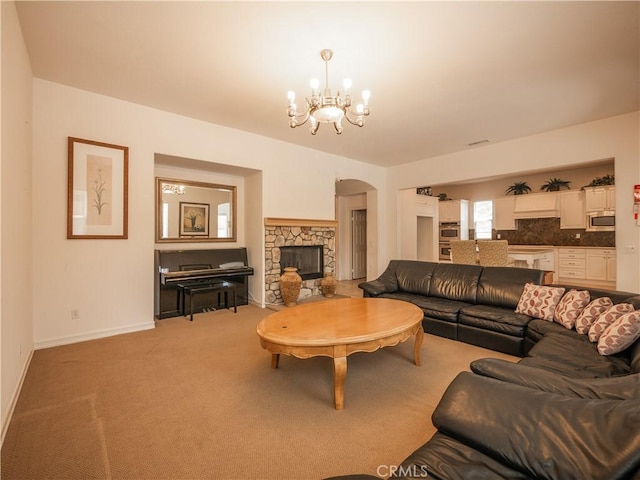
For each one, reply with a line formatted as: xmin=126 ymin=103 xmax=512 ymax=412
xmin=177 ymin=281 xmax=238 ymax=321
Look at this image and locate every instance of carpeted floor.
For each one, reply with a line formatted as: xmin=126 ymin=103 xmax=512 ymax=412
xmin=1 ymin=303 xmax=515 ymax=480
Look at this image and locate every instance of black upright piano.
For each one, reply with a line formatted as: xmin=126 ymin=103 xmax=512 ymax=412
xmin=154 ymin=248 xmax=254 ymax=319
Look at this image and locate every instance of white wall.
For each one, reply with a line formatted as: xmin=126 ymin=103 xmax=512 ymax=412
xmin=31 ymin=79 xmax=387 ymax=347
xmin=387 ymin=112 xmax=640 ymax=292
xmin=1 ymin=1 xmax=34 ymax=441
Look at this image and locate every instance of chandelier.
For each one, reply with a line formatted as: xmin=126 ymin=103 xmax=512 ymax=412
xmin=161 ymin=183 xmax=186 ymax=195
xmin=287 ymin=49 xmax=370 ymax=135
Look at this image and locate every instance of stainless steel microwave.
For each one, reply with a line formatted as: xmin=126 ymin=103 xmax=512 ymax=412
xmin=586 ymin=210 xmax=615 ymax=232
xmin=439 ymin=223 xmax=461 ymax=242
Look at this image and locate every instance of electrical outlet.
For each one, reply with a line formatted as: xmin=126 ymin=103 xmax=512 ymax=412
xmin=575 ymin=233 xmax=580 ymax=239
xmin=623 ymin=245 xmax=636 ymax=254
xmin=71 ymin=309 xmax=80 ymax=320
xmin=497 ymin=233 xmax=501 ymax=239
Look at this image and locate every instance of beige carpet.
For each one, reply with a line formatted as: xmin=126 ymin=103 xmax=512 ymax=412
xmin=1 ymin=304 xmax=515 ymax=480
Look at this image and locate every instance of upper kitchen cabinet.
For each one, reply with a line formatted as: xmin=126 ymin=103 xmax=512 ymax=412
xmin=513 ymin=192 xmax=559 ymax=219
xmin=415 ymin=193 xmax=438 ymax=217
xmin=559 ymin=190 xmax=586 ymax=229
xmin=584 ymin=186 xmax=616 ymax=212
xmin=493 ymin=196 xmax=516 ymax=230
xmin=439 ymin=199 xmax=469 ymax=224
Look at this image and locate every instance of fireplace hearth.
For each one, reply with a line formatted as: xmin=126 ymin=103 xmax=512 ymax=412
xmin=279 ymin=245 xmax=324 ymax=280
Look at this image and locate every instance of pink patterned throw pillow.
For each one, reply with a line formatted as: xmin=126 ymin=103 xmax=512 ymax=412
xmin=553 ymin=289 xmax=590 ymax=329
xmin=515 ymin=283 xmax=565 ymax=322
xmin=597 ymin=310 xmax=640 ymax=355
xmin=588 ymin=303 xmax=635 ymax=342
xmin=575 ymin=297 xmax=613 ymax=335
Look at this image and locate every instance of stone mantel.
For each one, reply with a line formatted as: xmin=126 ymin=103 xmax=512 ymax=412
xmin=264 ymin=218 xmax=338 ymax=228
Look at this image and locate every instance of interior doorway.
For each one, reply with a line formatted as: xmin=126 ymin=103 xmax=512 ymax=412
xmin=352 ymin=209 xmax=367 ymax=279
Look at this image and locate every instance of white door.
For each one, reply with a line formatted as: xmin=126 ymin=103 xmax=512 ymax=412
xmin=352 ymin=209 xmax=367 ymax=279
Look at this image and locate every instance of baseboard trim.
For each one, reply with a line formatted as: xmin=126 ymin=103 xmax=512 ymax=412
xmin=34 ymin=321 xmax=156 ymax=350
xmin=1 ymin=348 xmax=34 ymax=447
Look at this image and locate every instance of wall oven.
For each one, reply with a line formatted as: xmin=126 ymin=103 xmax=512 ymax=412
xmin=439 ymin=242 xmax=452 ymax=261
xmin=586 ymin=211 xmax=615 ymax=232
xmin=439 ymin=222 xmax=461 ymax=242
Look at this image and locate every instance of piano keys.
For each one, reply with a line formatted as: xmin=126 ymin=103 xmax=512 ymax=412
xmin=154 ymin=248 xmax=254 ymax=319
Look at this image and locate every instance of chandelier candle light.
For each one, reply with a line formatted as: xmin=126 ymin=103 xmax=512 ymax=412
xmin=287 ymin=49 xmax=370 ymax=134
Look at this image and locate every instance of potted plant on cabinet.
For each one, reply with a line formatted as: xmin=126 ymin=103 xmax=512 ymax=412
xmin=583 ymin=174 xmax=615 ymax=188
xmin=505 ymin=182 xmax=532 ymax=195
xmin=540 ymin=178 xmax=571 ymax=192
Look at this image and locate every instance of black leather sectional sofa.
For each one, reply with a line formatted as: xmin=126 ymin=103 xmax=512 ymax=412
xmin=331 ymin=260 xmax=640 ymax=479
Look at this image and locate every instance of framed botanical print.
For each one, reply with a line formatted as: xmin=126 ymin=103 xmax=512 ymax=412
xmin=179 ymin=202 xmax=210 ymax=237
xmin=67 ymin=137 xmax=128 ymax=239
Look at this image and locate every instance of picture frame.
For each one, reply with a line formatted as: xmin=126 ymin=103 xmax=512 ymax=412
xmin=179 ymin=202 xmax=210 ymax=237
xmin=67 ymin=137 xmax=129 ymax=239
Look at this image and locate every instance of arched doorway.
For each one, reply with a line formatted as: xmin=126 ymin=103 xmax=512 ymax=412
xmin=335 ymin=179 xmax=378 ymax=281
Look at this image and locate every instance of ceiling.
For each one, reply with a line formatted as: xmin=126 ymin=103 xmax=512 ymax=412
xmin=15 ymin=1 xmax=640 ymax=168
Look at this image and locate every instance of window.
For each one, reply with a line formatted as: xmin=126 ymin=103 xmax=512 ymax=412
xmin=474 ymin=200 xmax=493 ymax=239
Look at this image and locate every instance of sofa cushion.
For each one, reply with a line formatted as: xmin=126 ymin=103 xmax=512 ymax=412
xmin=515 ymin=283 xmax=565 ymax=321
xmin=395 ymin=431 xmax=530 ymax=480
xmin=471 ymin=358 xmax=640 ymax=400
xmin=525 ymin=333 xmax=630 ymax=377
xmin=476 ymin=266 xmax=545 ymax=309
xmin=459 ymin=305 xmax=532 ymax=337
xmin=553 ymin=288 xmax=590 ymax=329
xmin=395 ymin=260 xmax=438 ymax=296
xmin=588 ymin=303 xmax=635 ymax=342
xmin=597 ymin=310 xmax=640 ymax=356
xmin=526 ymin=318 xmax=583 ymax=343
xmin=411 ymin=296 xmax=471 ymax=323
xmin=575 ymin=296 xmax=613 ymax=334
xmin=433 ymin=372 xmax=640 ymax=480
xmin=428 ymin=263 xmax=482 ymax=303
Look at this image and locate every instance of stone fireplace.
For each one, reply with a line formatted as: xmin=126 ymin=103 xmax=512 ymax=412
xmin=264 ymin=218 xmax=337 ymax=305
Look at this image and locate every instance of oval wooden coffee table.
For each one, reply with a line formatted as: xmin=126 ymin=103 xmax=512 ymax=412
xmin=256 ymin=297 xmax=424 ymax=410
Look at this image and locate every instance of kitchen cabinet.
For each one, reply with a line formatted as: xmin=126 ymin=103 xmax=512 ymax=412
xmin=558 ymin=247 xmax=616 ymax=288
xmin=559 ymin=190 xmax=586 ymax=229
xmin=493 ymin=197 xmax=516 ymax=230
xmin=513 ymin=192 xmax=559 ymax=219
xmin=416 ymin=194 xmax=438 ymax=217
xmin=558 ymin=248 xmax=586 ymax=280
xmin=584 ymin=186 xmax=615 ymax=212
xmin=585 ymin=248 xmax=616 ymax=283
xmin=439 ymin=199 xmax=469 ymax=223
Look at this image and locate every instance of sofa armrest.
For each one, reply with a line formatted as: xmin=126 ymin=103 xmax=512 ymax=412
xmin=358 ymin=263 xmax=399 ymax=296
xmin=433 ymin=372 xmax=640 ymax=480
xmin=470 ymin=358 xmax=640 ymax=400
xmin=358 ymin=279 xmax=392 ymax=297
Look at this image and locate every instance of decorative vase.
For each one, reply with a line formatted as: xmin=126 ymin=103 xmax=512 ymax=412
xmin=279 ymin=267 xmax=302 ymax=307
xmin=320 ymin=272 xmax=338 ymax=298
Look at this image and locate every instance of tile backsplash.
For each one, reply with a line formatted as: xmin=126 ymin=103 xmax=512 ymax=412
xmin=494 ymin=218 xmax=614 ymax=247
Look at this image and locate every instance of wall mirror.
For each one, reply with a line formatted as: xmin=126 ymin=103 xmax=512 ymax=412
xmin=156 ymin=177 xmax=236 ymax=243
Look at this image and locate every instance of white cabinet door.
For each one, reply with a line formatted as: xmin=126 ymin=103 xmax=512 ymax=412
xmin=584 ymin=186 xmax=615 ymax=212
xmin=586 ymin=249 xmax=616 ymax=282
xmin=493 ymin=197 xmax=516 ymax=230
xmin=439 ymin=199 xmax=468 ymax=223
xmin=559 ymin=190 xmax=585 ymax=229
xmin=416 ymin=195 xmax=437 ymax=216
xmin=439 ymin=201 xmax=458 ymax=222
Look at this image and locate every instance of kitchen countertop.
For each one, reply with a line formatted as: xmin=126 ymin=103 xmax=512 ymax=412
xmin=508 ymin=245 xmax=615 ymax=250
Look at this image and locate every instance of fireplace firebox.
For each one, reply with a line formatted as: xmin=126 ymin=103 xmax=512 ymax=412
xmin=279 ymin=246 xmax=324 ymax=280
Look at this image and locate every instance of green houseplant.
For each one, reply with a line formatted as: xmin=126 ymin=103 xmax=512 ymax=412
xmin=505 ymin=182 xmax=532 ymax=195
xmin=540 ymin=178 xmax=571 ymax=192
xmin=584 ymin=174 xmax=615 ymax=188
